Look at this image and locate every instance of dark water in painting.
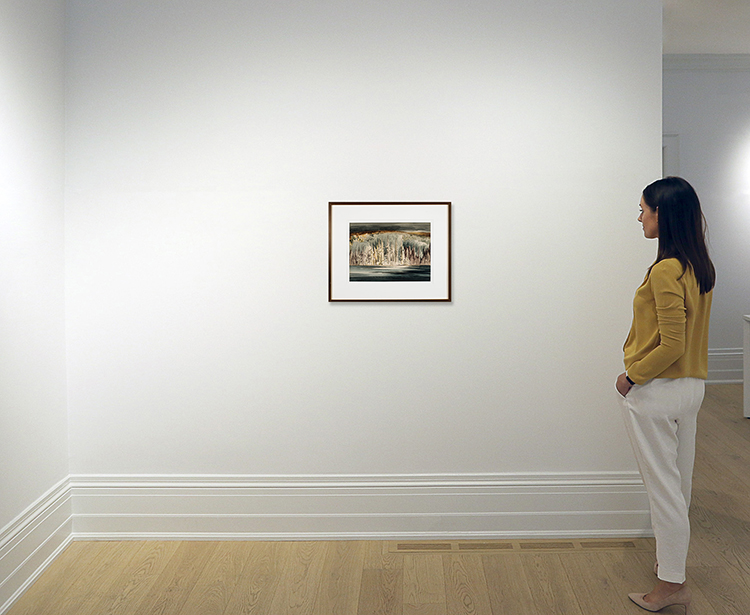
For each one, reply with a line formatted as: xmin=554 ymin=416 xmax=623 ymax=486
xmin=350 ymin=265 xmax=431 ymax=282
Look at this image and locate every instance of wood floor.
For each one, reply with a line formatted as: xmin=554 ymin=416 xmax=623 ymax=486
xmin=7 ymin=384 xmax=750 ymax=615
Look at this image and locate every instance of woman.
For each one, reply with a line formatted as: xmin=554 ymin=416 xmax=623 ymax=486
xmin=616 ymin=176 xmax=714 ymax=614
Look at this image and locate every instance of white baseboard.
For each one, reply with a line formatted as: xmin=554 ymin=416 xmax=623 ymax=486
xmin=708 ymin=348 xmax=743 ymax=384
xmin=0 ymin=479 xmax=73 ymax=614
xmin=69 ymin=473 xmax=651 ymax=541
xmin=1 ymin=472 xmax=651 ymax=612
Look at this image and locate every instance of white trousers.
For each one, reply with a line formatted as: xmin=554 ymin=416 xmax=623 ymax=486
xmin=620 ymin=377 xmax=705 ymax=584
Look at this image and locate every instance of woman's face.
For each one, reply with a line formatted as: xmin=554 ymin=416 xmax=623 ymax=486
xmin=638 ymin=196 xmax=659 ymax=239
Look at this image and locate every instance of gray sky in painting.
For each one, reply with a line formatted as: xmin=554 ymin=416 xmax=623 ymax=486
xmin=350 ymin=222 xmax=430 ymax=234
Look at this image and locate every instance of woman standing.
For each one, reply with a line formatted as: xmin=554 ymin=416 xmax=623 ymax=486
xmin=616 ymin=177 xmax=714 ymax=614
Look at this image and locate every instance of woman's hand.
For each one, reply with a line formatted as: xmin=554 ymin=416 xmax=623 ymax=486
xmin=616 ymin=372 xmax=633 ymax=397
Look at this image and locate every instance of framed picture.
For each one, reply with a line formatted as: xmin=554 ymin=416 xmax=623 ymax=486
xmin=329 ymin=202 xmax=451 ymax=302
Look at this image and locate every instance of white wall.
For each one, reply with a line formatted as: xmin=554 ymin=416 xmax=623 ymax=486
xmin=0 ymin=1 xmax=71 ymax=608
xmin=64 ymin=0 xmax=661 ymax=518
xmin=0 ymin=0 xmax=68 ymax=532
xmin=664 ymin=55 xmax=750 ymax=381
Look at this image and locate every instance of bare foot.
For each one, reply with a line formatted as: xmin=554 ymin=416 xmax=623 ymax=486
xmin=643 ymin=580 xmax=686 ymax=603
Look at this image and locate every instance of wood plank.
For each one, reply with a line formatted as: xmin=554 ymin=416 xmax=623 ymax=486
xmin=693 ymin=442 xmax=750 ymax=494
xmin=403 ymin=553 xmax=446 ymax=615
xmin=403 ymin=605 xmax=447 ymax=615
xmin=266 ymin=541 xmax=327 ymax=615
xmin=357 ymin=568 xmax=402 ymax=615
xmin=687 ymin=565 xmax=750 ymax=615
xmin=364 ymin=541 xmax=402 ymax=571
xmin=176 ymin=541 xmax=252 ymax=615
xmin=695 ymin=437 xmax=750 ymax=496
xmin=102 ymin=541 xmax=182 ymax=615
xmin=692 ymin=455 xmax=750 ymax=520
xmin=562 ymin=552 xmax=632 ymax=613
xmin=687 ymin=502 xmax=726 ymax=569
xmin=442 ymin=554 xmax=493 ymax=615
xmin=683 ymin=570 xmax=722 ymax=615
xmin=689 ymin=499 xmax=750 ymax=579
xmin=312 ymin=541 xmax=366 ymax=615
xmin=522 ymin=553 xmax=584 ymax=615
xmin=596 ymin=552 xmax=657 ymax=615
xmin=482 ymin=552 xmax=536 ymax=615
xmin=599 ymin=551 xmax=722 ymax=615
xmin=222 ymin=541 xmax=283 ymax=615
xmin=698 ymin=409 xmax=750 ymax=467
xmin=702 ymin=384 xmax=745 ymax=434
xmin=133 ymin=541 xmax=217 ymax=615
xmin=700 ymin=391 xmax=750 ymax=447
xmin=55 ymin=541 xmax=149 ymax=615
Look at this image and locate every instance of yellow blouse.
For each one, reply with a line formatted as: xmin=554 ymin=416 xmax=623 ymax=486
xmin=623 ymin=258 xmax=712 ymax=384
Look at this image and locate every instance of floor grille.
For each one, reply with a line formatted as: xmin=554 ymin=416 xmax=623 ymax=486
xmin=390 ymin=538 xmax=653 ymax=554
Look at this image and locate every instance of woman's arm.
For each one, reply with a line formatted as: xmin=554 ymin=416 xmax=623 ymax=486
xmin=626 ymin=260 xmax=687 ymax=383
xmin=616 ymin=372 xmax=633 ymax=396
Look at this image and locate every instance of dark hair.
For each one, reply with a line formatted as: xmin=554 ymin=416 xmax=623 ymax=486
xmin=642 ymin=176 xmax=715 ymax=294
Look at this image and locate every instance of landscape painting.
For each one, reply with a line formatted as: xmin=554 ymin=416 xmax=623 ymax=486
xmin=328 ymin=202 xmax=451 ymax=301
xmin=349 ymin=222 xmax=431 ymax=282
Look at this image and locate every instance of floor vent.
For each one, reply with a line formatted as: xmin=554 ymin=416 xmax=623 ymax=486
xmin=391 ymin=538 xmax=652 ymax=554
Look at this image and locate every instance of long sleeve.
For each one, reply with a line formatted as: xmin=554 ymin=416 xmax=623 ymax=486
xmin=623 ymin=258 xmax=711 ymax=384
xmin=626 ymin=261 xmax=686 ymax=383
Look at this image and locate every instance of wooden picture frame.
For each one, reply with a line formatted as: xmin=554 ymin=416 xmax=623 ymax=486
xmin=329 ymin=202 xmax=451 ymax=302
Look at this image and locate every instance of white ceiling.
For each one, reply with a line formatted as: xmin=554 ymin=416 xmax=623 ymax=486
xmin=663 ymin=0 xmax=750 ymax=54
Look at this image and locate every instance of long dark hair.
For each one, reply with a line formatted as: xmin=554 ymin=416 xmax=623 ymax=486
xmin=642 ymin=176 xmax=715 ymax=294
